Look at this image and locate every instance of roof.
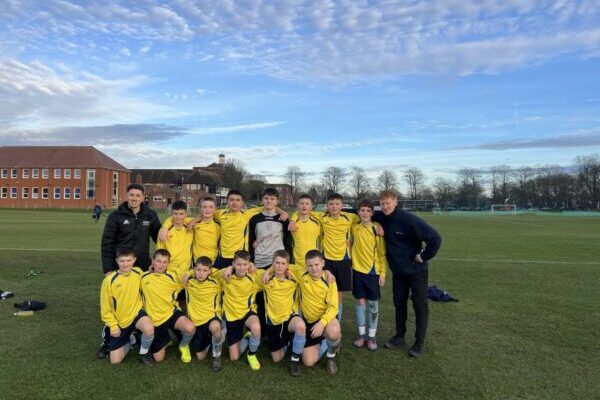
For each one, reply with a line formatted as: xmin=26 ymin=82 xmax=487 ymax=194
xmin=131 ymin=169 xmax=222 ymax=185
xmin=0 ymin=146 xmax=128 ymax=172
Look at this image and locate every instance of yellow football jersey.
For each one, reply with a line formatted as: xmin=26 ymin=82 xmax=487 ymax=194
xmin=290 ymin=215 xmax=321 ymax=268
xmin=100 ymin=267 xmax=144 ymax=330
xmin=156 ymin=224 xmax=193 ymax=286
xmin=140 ymin=271 xmax=179 ymax=326
xmin=192 ymin=219 xmax=220 ymax=263
xmin=351 ymin=222 xmax=387 ymax=277
xmin=219 ymin=270 xmax=262 ymax=321
xmin=185 ymin=272 xmax=222 ymax=326
xmin=260 ymin=273 xmax=299 ymax=325
xmin=289 ymin=265 xmax=338 ymax=325
xmin=214 ymin=207 xmax=262 ymax=258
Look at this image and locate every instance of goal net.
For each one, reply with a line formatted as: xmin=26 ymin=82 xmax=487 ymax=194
xmin=491 ymin=204 xmax=517 ymax=215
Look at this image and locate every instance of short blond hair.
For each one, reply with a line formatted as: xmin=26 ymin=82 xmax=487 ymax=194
xmin=379 ymin=189 xmax=398 ymax=200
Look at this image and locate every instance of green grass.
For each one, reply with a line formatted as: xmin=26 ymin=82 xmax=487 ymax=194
xmin=0 ymin=210 xmax=598 ymax=399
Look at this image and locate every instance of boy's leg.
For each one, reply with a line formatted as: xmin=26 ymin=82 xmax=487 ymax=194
xmin=409 ymin=269 xmax=429 ymax=356
xmin=366 ymin=299 xmax=379 ymax=351
xmin=288 ymin=316 xmax=306 ymax=377
xmin=301 ymin=344 xmax=319 ymax=367
xmin=225 ymin=319 xmax=243 ymax=361
xmin=324 ymin=319 xmax=342 ymax=375
xmin=354 ymin=298 xmax=367 ymax=347
xmin=209 ymin=319 xmax=225 ymax=371
xmin=96 ymin=325 xmax=111 ymax=359
xmin=245 ymin=315 xmax=261 ymax=370
xmin=109 ymin=346 xmax=126 ymax=364
xmin=174 ymin=314 xmax=196 ymax=363
xmin=135 ymin=315 xmax=155 ymax=365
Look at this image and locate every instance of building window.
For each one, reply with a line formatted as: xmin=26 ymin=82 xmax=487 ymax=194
xmin=86 ymin=169 xmax=96 ymax=199
xmin=153 ymin=196 xmax=163 ymax=202
xmin=1 ymin=169 xmax=7 ymax=178
xmin=54 ymin=187 xmax=61 ymax=199
xmin=64 ymin=169 xmax=71 ymax=179
xmin=74 ymin=169 xmax=81 ymax=179
xmin=54 ymin=169 xmax=61 ymax=179
xmin=42 ymin=168 xmax=49 ymax=178
xmin=64 ymin=187 xmax=71 ymax=199
xmin=32 ymin=169 xmax=39 ymax=178
xmin=32 ymin=187 xmax=39 ymax=199
xmin=22 ymin=187 xmax=29 ymax=198
xmin=11 ymin=188 xmax=17 ymax=198
xmin=11 ymin=169 xmax=17 ymax=178
xmin=42 ymin=188 xmax=48 ymax=199
xmin=74 ymin=187 xmax=81 ymax=199
xmin=1 ymin=187 xmax=7 ymax=198
xmin=23 ymin=169 xmax=30 ymax=179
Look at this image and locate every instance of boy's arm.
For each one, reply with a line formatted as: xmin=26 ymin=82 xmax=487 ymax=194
xmin=243 ymin=206 xmax=264 ymax=223
xmin=320 ymin=280 xmax=339 ymax=326
xmin=100 ymin=277 xmax=119 ymax=331
xmin=412 ymin=215 xmax=442 ymax=261
xmin=376 ymin=234 xmax=387 ymax=278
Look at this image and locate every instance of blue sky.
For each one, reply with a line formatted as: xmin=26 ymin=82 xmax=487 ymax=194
xmin=1 ymin=0 xmax=599 ymax=188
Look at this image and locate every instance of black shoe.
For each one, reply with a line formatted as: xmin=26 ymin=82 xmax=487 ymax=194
xmin=211 ymin=355 xmax=223 ymax=372
xmin=384 ymin=335 xmax=405 ymax=349
xmin=326 ymin=356 xmax=338 ymax=375
xmin=290 ymin=359 xmax=301 ymax=377
xmin=96 ymin=344 xmax=110 ymax=359
xmin=409 ymin=342 xmax=424 ymax=357
xmin=140 ymin=353 xmax=155 ymax=366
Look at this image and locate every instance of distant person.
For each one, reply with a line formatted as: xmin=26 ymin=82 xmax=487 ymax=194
xmin=92 ymin=204 xmax=102 ymax=223
xmin=97 ymin=183 xmax=162 ymax=359
xmin=372 ymin=190 xmax=442 ymax=357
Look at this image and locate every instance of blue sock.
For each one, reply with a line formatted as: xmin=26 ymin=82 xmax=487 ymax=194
xmin=248 ymin=334 xmax=260 ymax=355
xmin=337 ymin=302 xmax=343 ymax=322
xmin=292 ymin=334 xmax=306 ymax=355
xmin=239 ymin=337 xmax=249 ymax=354
xmin=318 ymin=339 xmax=328 ymax=360
xmin=355 ymin=303 xmax=366 ymax=334
xmin=139 ymin=334 xmax=153 ymax=355
xmin=327 ymin=338 xmax=341 ymax=358
xmin=212 ymin=334 xmax=224 ymax=357
xmin=180 ymin=331 xmax=193 ymax=347
xmin=367 ymin=300 xmax=379 ymax=337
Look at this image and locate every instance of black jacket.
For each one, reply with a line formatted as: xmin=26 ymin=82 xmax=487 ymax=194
xmin=100 ymin=202 xmax=161 ymax=273
xmin=373 ymin=207 xmax=442 ymax=275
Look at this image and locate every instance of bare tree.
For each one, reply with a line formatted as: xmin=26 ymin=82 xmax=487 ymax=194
xmin=433 ymin=178 xmax=455 ymax=209
xmin=404 ymin=167 xmax=425 ymax=199
xmin=490 ymin=165 xmax=514 ymax=203
xmin=576 ymin=154 xmax=600 ymax=210
xmin=349 ymin=166 xmax=370 ymax=199
xmin=322 ymin=166 xmax=346 ymax=194
xmin=284 ymin=165 xmax=306 ymax=201
xmin=378 ymin=169 xmax=398 ymax=191
xmin=222 ymin=159 xmax=247 ymax=191
xmin=456 ymin=168 xmax=484 ymax=209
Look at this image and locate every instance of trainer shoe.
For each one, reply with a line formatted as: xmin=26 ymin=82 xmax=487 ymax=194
xmin=247 ymin=353 xmax=261 ymax=371
xmin=211 ymin=355 xmax=223 ymax=372
xmin=140 ymin=353 xmax=155 ymax=366
xmin=289 ymin=359 xmax=301 ymax=377
xmin=409 ymin=342 xmax=424 ymax=357
xmin=326 ymin=356 xmax=338 ymax=375
xmin=367 ymin=338 xmax=378 ymax=352
xmin=384 ymin=335 xmax=405 ymax=349
xmin=96 ymin=344 xmax=110 ymax=359
xmin=353 ymin=335 xmax=366 ymax=348
xmin=179 ymin=345 xmax=192 ymax=363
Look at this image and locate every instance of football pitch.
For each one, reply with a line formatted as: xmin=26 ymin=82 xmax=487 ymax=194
xmin=0 ymin=209 xmax=598 ymax=400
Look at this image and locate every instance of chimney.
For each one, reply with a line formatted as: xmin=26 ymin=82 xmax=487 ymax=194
xmin=218 ymin=154 xmax=225 ymax=164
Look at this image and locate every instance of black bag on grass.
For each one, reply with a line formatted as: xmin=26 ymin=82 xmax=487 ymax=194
xmin=427 ymin=285 xmax=458 ymax=302
xmin=14 ymin=300 xmax=46 ymax=311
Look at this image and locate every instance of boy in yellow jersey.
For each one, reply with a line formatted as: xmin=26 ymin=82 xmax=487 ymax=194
xmin=220 ymin=250 xmax=262 ymax=370
xmin=156 ymin=201 xmax=193 ymax=294
xmin=290 ymin=192 xmax=358 ymax=321
xmin=191 ymin=196 xmax=220 ymax=264
xmin=289 ymin=194 xmax=321 ymax=269
xmin=141 ymin=249 xmax=196 ymax=363
xmin=350 ymin=198 xmax=387 ymax=351
xmin=295 ymin=250 xmax=341 ymax=375
xmin=259 ymin=250 xmax=306 ymax=377
xmin=100 ymin=247 xmax=155 ymax=365
xmin=186 ymin=256 xmax=225 ymax=372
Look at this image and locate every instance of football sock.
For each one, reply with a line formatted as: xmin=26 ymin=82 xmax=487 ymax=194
xmin=139 ymin=334 xmax=154 ymax=355
xmin=367 ymin=300 xmax=379 ymax=337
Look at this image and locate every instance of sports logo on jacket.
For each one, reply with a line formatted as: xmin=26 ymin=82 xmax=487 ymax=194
xmin=122 ymin=220 xmax=130 ymax=225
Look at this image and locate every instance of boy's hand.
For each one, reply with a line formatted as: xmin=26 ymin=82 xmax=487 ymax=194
xmin=376 ymin=225 xmax=385 ymax=236
xmin=310 ymin=321 xmax=325 ymax=338
xmin=261 ymin=270 xmax=271 ymax=284
xmin=148 ymin=264 xmax=154 ymax=272
xmin=186 ymin=217 xmax=200 ymax=232
xmin=288 ymin=220 xmax=297 ymax=232
xmin=325 ymin=270 xmax=335 ymax=285
xmin=158 ymin=227 xmax=169 ymax=242
xmin=222 ymin=266 xmax=233 ymax=281
xmin=248 ymin=263 xmax=257 ymax=274
xmin=278 ymin=210 xmax=289 ymax=222
xmin=379 ymin=275 xmax=386 ymax=287
xmin=110 ymin=327 xmax=121 ymax=337
xmin=415 ymin=254 xmax=423 ymax=264
xmin=182 ymin=272 xmax=190 ymax=287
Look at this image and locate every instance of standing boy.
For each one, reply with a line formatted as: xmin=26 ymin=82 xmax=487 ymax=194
xmin=289 ymin=194 xmax=321 ymax=269
xmin=100 ymin=247 xmax=155 ymax=365
xmin=350 ymin=198 xmax=387 ymax=351
xmin=191 ymin=196 xmax=221 ymax=264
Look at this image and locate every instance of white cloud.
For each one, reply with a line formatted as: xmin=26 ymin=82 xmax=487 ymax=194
xmin=190 ymin=121 xmax=284 ymax=135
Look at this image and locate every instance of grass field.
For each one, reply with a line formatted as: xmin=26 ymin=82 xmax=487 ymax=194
xmin=0 ymin=209 xmax=599 ymax=399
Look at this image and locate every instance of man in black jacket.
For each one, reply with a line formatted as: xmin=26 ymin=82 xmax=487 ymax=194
xmin=372 ymin=190 xmax=442 ymax=357
xmin=97 ymin=183 xmax=161 ymax=359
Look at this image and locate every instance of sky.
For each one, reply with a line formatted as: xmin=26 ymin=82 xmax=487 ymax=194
xmin=1 ymin=0 xmax=599 ymax=187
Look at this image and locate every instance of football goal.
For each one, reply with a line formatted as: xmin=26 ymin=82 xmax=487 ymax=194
xmin=491 ymin=204 xmax=517 ymax=215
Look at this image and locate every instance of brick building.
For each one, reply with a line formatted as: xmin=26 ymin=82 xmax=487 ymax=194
xmin=0 ymin=146 xmax=129 ymax=209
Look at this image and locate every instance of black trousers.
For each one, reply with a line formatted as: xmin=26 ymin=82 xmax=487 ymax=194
xmin=392 ymin=269 xmax=429 ymax=344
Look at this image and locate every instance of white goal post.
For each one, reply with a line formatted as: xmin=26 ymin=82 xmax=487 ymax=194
xmin=491 ymin=204 xmax=517 ymax=215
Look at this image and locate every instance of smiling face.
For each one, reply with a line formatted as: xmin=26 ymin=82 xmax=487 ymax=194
xmin=152 ymin=254 xmax=169 ymax=274
xmin=126 ymin=189 xmax=144 ymax=212
xmin=227 ymin=194 xmax=244 ymax=212
xmin=306 ymin=255 xmax=325 ymax=279
xmin=232 ymin=257 xmax=250 ymax=277
xmin=262 ymin=194 xmax=279 ymax=212
xmin=358 ymin=206 xmax=373 ymax=224
xmin=200 ymin=199 xmax=216 ymax=219
xmin=116 ymin=255 xmax=136 ymax=274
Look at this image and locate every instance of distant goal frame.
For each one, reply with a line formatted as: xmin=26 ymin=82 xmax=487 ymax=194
xmin=491 ymin=204 xmax=517 ymax=215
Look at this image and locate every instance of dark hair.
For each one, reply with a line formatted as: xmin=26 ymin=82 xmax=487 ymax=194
xmin=233 ymin=250 xmax=251 ymax=261
xmin=298 ymin=193 xmax=313 ymax=203
xmin=153 ymin=249 xmax=171 ymax=259
xmin=227 ymin=189 xmax=245 ymax=201
xmin=327 ymin=192 xmax=343 ymax=202
xmin=195 ymin=256 xmax=212 ymax=267
xmin=305 ymin=249 xmax=324 ymax=262
xmin=171 ymin=200 xmax=187 ymax=211
xmin=116 ymin=247 xmax=136 ymax=258
xmin=262 ymin=187 xmax=280 ymax=198
xmin=357 ymin=198 xmax=374 ymax=210
xmin=272 ymin=250 xmax=290 ymax=262
xmin=200 ymin=195 xmax=216 ymax=204
xmin=127 ymin=183 xmax=144 ymax=193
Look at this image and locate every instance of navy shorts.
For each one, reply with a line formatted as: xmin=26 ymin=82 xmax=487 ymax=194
xmin=191 ymin=317 xmax=221 ymax=353
xmin=325 ymin=258 xmax=352 ymax=292
xmin=109 ymin=309 xmax=147 ymax=351
xmin=266 ymin=314 xmax=297 ymax=352
xmin=352 ymin=270 xmax=381 ymax=301
xmin=226 ymin=311 xmax=256 ymax=346
xmin=150 ymin=309 xmax=185 ymax=353
xmin=303 ymin=318 xmax=325 ymax=348
xmin=213 ymin=256 xmax=234 ymax=270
